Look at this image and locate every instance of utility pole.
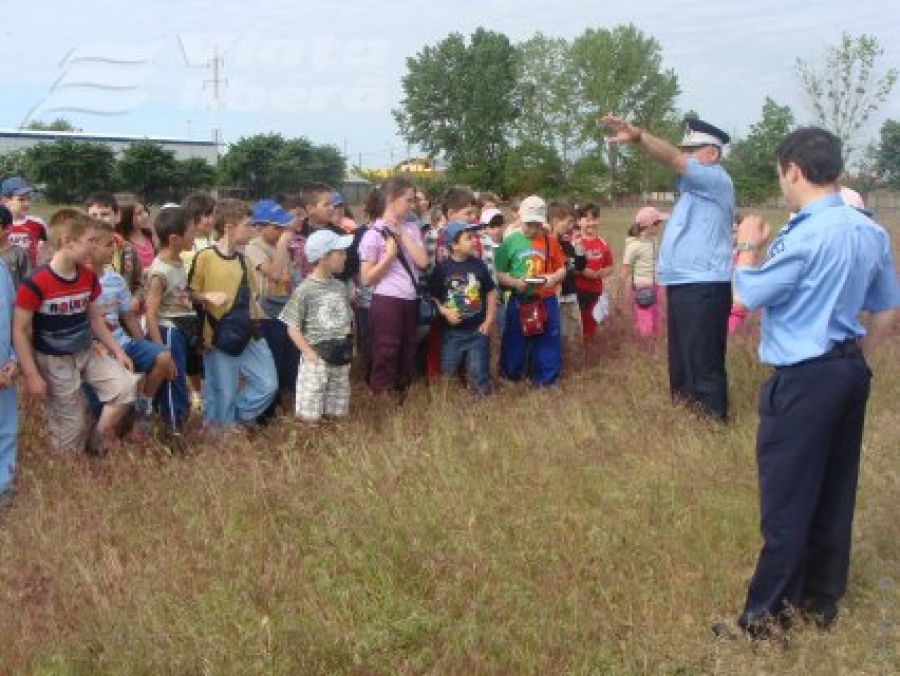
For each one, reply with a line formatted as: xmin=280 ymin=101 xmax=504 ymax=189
xmin=204 ymin=45 xmax=226 ymax=158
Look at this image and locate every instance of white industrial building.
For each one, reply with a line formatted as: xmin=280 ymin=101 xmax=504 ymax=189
xmin=0 ymin=129 xmax=218 ymax=163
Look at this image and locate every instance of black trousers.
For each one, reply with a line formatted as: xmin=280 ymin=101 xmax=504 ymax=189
xmin=740 ymin=348 xmax=872 ymax=627
xmin=666 ymin=282 xmax=731 ymax=421
xmin=258 ymin=316 xmax=300 ymax=422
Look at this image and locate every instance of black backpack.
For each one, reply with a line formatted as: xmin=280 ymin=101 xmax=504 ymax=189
xmin=206 ymin=253 xmax=254 ymax=356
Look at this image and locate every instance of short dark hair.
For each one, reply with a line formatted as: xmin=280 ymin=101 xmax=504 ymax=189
xmin=441 ymin=186 xmax=475 ymax=217
xmin=301 ymin=183 xmax=334 ymax=208
xmin=84 ymin=191 xmax=118 ymax=212
xmin=380 ymin=176 xmax=415 ymax=204
xmin=154 ymin=206 xmax=190 ymax=246
xmin=281 ymin=193 xmax=306 ymax=211
xmin=776 ymin=127 xmax=843 ymax=185
xmin=547 ymin=200 xmax=576 ymax=223
xmin=181 ymin=192 xmax=216 ymax=224
xmin=212 ymin=199 xmax=250 ymax=237
xmin=578 ymin=202 xmax=600 ymax=220
xmin=0 ymin=204 xmax=12 ymax=228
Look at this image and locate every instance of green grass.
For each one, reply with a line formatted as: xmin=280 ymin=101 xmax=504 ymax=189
xmin=1 ymin=207 xmax=898 ymax=674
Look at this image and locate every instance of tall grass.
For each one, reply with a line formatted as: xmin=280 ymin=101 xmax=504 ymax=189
xmin=1 ymin=208 xmax=897 ymax=674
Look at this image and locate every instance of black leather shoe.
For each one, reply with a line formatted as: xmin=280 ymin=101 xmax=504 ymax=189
xmin=801 ymin=598 xmax=839 ymax=630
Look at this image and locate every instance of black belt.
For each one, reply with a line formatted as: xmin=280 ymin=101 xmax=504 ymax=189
xmin=778 ymin=338 xmax=861 ymax=369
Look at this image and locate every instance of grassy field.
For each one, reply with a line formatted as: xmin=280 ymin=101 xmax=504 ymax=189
xmin=0 ymin=207 xmax=898 ymax=674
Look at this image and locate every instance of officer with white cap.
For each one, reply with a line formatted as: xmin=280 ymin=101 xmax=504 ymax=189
xmin=601 ymin=114 xmax=735 ymax=421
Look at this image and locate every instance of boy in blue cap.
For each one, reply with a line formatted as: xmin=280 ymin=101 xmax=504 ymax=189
xmin=1 ymin=177 xmax=48 ymax=268
xmin=246 ymin=199 xmax=296 ymax=418
xmin=429 ymin=221 xmax=497 ymax=395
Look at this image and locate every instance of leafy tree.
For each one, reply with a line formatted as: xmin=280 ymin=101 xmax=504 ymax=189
xmin=116 ymin=141 xmax=179 ymax=203
xmin=568 ymin=25 xmax=680 ymax=198
xmin=173 ymin=158 xmax=217 ymax=198
xmin=796 ymin=33 xmax=898 ymax=164
xmin=513 ymin=34 xmax=580 ymax=171
xmin=727 ymin=98 xmax=796 ymax=204
xmin=394 ymin=28 xmax=519 ymax=191
xmin=217 ymin=134 xmax=345 ymax=198
xmin=876 ymin=119 xmax=900 ymax=188
xmin=0 ymin=150 xmax=29 ymax=179
xmin=503 ymin=140 xmax=564 ymax=196
xmin=23 ymin=140 xmax=115 ymax=204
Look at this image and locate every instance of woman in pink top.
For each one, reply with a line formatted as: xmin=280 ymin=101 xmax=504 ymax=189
xmin=359 ymin=177 xmax=428 ymax=398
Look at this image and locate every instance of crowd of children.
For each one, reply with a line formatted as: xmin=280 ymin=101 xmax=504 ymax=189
xmin=0 ymin=172 xmax=677 ymax=505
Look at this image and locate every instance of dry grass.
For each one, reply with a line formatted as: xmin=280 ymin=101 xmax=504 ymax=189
xmin=0 ymin=208 xmax=898 ymax=675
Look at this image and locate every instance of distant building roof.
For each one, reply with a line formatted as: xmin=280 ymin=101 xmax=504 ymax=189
xmin=0 ymin=129 xmax=218 ymax=162
xmin=343 ymin=172 xmax=373 ymax=185
xmin=0 ymin=129 xmax=216 ymax=148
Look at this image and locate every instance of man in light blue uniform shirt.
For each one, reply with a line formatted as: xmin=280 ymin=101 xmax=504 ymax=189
xmin=727 ymin=127 xmax=900 ymax=639
xmin=603 ymin=114 xmax=734 ymax=420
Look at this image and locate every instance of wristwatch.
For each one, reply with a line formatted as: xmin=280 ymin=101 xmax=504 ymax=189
xmin=735 ymin=242 xmax=762 ymax=252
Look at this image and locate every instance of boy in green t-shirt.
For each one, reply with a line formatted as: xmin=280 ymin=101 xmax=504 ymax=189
xmin=494 ymin=195 xmax=566 ymax=387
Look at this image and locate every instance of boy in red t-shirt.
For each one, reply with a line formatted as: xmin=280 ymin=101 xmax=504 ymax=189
xmin=574 ymin=203 xmax=614 ymax=339
xmin=1 ymin=177 xmax=48 ymax=268
xmin=13 ymin=209 xmax=139 ymax=453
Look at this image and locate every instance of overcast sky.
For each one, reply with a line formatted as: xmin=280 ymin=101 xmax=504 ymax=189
xmin=1 ymin=0 xmax=898 ymax=169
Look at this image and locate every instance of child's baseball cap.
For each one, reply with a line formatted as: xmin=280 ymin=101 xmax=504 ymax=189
xmin=0 ymin=204 xmax=12 ymax=227
xmin=635 ymin=206 xmax=669 ymax=229
xmin=251 ymin=199 xmax=294 ymax=227
xmin=305 ymin=229 xmax=354 ymax=263
xmin=1 ymin=177 xmax=33 ymax=197
xmin=519 ymin=196 xmax=547 ymax=225
xmin=442 ymin=221 xmax=474 ymax=247
xmin=479 ymin=208 xmax=504 ymax=226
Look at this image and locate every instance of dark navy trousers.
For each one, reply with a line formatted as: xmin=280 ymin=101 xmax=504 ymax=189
xmin=740 ymin=347 xmax=872 ymax=626
xmin=666 ymin=282 xmax=731 ymax=421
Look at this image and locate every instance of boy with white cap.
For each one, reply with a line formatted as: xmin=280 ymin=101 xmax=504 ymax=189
xmin=280 ymin=229 xmax=355 ymax=424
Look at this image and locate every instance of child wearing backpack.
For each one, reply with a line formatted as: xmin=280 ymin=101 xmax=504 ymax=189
xmin=188 ymin=199 xmax=277 ymax=428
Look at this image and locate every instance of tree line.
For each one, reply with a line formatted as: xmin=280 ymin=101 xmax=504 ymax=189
xmin=0 ymin=127 xmax=346 ymax=205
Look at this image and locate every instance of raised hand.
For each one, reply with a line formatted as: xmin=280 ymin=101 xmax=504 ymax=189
xmin=600 ymin=114 xmax=641 ymax=144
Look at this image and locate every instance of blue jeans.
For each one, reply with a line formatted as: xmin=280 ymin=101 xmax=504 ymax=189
xmin=156 ymin=326 xmax=190 ymax=431
xmin=202 ymin=338 xmax=278 ymax=426
xmin=0 ymin=387 xmax=16 ymax=495
xmin=441 ymin=327 xmax=491 ymax=394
